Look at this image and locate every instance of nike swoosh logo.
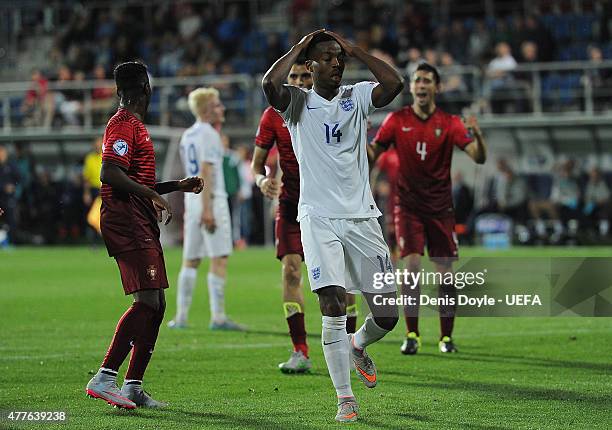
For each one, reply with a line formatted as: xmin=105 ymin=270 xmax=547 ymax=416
xmin=323 ymin=340 xmax=342 ymax=346
xmin=402 ymin=127 xmax=412 ymax=132
xmin=356 ymin=366 xmax=376 ymax=383
xmin=306 ymin=105 xmax=322 ymax=110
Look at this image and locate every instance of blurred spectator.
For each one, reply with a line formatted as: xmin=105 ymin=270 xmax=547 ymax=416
xmin=447 ymin=20 xmax=468 ymax=64
xmin=14 ymin=143 xmax=36 ymax=234
xmin=515 ymin=41 xmax=540 ymax=111
xmin=485 ymin=42 xmax=523 ymax=113
xmin=495 ymin=161 xmax=529 ymax=223
xmin=0 ymin=145 xmax=20 ymax=243
xmin=177 ymin=3 xmax=202 ymax=41
xmin=404 ymin=47 xmax=423 ymax=78
xmin=20 ymin=69 xmax=54 ymax=128
xmin=439 ymin=52 xmax=469 ymax=113
xmin=550 ymin=160 xmax=581 ymax=235
xmin=236 ymin=145 xmax=254 ymax=247
xmin=521 ymin=15 xmax=554 ymax=62
xmin=91 ymin=64 xmax=116 ymax=124
xmin=82 ymin=137 xmax=103 ymax=237
xmin=54 ymin=65 xmax=83 ymax=126
xmin=583 ymin=167 xmax=610 ymax=236
xmin=423 ymin=48 xmax=439 ymax=67
xmin=585 ymin=45 xmax=612 ymax=111
xmin=452 ymin=171 xmax=474 ymax=225
xmin=467 ymin=20 xmax=492 ymax=64
xmin=221 ymin=133 xmax=242 ymax=245
xmin=31 ymin=169 xmax=60 ymax=244
xmin=519 ymin=40 xmax=538 ymax=63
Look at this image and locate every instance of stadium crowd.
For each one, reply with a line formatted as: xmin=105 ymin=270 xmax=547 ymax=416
xmin=9 ymin=0 xmax=612 ymax=128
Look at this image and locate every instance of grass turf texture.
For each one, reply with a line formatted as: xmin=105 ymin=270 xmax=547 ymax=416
xmin=1 ymin=246 xmax=611 ymax=429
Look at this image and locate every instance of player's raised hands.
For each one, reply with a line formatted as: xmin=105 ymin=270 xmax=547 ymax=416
xmin=463 ymin=115 xmax=482 ymax=136
xmin=260 ymin=177 xmax=280 ymax=199
xmin=295 ymin=29 xmax=326 ymax=49
xmin=324 ymin=31 xmax=355 ymax=56
xmin=151 ymin=193 xmax=172 ymax=225
xmin=179 ymin=176 xmax=204 ymax=194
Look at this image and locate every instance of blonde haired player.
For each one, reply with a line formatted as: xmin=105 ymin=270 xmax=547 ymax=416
xmin=168 ymin=87 xmax=246 ymax=331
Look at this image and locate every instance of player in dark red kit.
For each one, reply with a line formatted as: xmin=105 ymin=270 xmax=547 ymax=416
xmin=252 ymin=60 xmax=358 ymax=374
xmin=370 ymin=62 xmax=487 ymax=354
xmin=371 ymin=147 xmax=400 ymax=265
xmin=85 ymin=62 xmax=203 ymax=409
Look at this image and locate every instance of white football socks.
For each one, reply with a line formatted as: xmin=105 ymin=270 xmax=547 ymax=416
xmin=353 ymin=314 xmax=390 ymax=350
xmin=175 ymin=267 xmax=197 ymax=323
xmin=207 ymin=272 xmax=226 ymax=323
xmin=321 ymin=315 xmax=354 ymax=400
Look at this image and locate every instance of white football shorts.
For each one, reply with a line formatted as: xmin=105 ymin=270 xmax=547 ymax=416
xmin=183 ymin=197 xmax=232 ymax=260
xmin=300 ymin=214 xmax=396 ymax=294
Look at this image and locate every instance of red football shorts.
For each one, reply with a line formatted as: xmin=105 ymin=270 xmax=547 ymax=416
xmin=114 ymin=248 xmax=169 ymax=295
xmin=394 ymin=206 xmax=458 ymax=259
xmin=275 ymin=209 xmax=303 ymax=261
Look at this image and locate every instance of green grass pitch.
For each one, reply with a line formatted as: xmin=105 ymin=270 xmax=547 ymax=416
xmin=1 ymin=246 xmax=611 ymax=429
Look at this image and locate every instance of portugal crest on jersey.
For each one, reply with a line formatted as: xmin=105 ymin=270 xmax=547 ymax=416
xmin=339 ymin=98 xmax=355 ymax=112
xmin=147 ymin=265 xmax=157 ymax=280
xmin=435 ymin=128 xmax=442 ymax=138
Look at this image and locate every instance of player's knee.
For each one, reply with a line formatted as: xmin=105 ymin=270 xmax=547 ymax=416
xmin=211 ymin=256 xmax=228 ymax=274
xmin=183 ymin=259 xmax=200 ymax=269
xmin=283 ymin=264 xmax=301 ymax=289
xmin=374 ymin=315 xmax=398 ymax=331
xmin=317 ymin=286 xmax=346 ymax=316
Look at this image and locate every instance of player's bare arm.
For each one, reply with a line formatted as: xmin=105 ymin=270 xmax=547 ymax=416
xmin=462 ymin=116 xmax=487 ymax=164
xmin=200 ymin=161 xmax=216 ymax=233
xmin=325 ymin=31 xmax=404 ymax=108
xmin=251 ymin=146 xmax=280 ymax=199
xmin=262 ymin=29 xmax=325 ymax=112
xmin=154 ymin=177 xmax=204 ymax=195
xmin=367 ymin=141 xmax=388 ymax=170
xmin=100 ymin=161 xmax=172 ymax=224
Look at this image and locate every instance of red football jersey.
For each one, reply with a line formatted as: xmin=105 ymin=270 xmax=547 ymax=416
xmin=255 ymin=107 xmax=299 ymax=205
xmin=374 ymin=106 xmax=473 ymax=216
xmin=100 ymin=108 xmax=160 ymax=256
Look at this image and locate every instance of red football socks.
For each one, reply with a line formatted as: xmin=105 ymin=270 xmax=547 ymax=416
xmin=125 ymin=308 xmax=163 ymax=381
xmin=346 ymin=316 xmax=357 ymax=334
xmin=287 ymin=313 xmax=308 ymax=357
xmin=101 ymin=302 xmax=156 ymax=372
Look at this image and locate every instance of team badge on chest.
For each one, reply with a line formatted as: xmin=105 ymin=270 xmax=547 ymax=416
xmin=339 ymin=98 xmax=354 ymax=112
xmin=147 ymin=265 xmax=157 ymax=281
xmin=435 ymin=128 xmax=442 ymax=138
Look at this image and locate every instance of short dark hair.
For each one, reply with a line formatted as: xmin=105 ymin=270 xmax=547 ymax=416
xmin=413 ymin=62 xmax=440 ymax=85
xmin=114 ymin=61 xmax=149 ymax=97
xmin=305 ymin=32 xmax=342 ymax=60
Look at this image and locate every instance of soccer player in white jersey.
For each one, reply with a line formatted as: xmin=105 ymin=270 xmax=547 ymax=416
xmin=262 ymin=30 xmax=404 ymax=423
xmin=168 ymin=88 xmax=246 ymax=331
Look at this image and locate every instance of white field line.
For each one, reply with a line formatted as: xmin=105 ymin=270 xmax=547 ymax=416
xmin=0 ymin=342 xmax=289 ymax=361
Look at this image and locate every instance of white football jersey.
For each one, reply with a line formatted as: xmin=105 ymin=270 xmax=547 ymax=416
xmin=179 ymin=121 xmax=227 ymax=212
xmin=280 ymin=81 xmax=381 ymax=220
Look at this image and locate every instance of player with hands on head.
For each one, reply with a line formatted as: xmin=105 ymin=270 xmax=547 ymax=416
xmin=263 ymin=29 xmax=404 ymax=422
xmin=86 ymin=61 xmax=203 ymax=410
xmin=253 ymin=59 xmax=359 ymax=375
xmin=369 ymin=62 xmax=487 ymax=355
